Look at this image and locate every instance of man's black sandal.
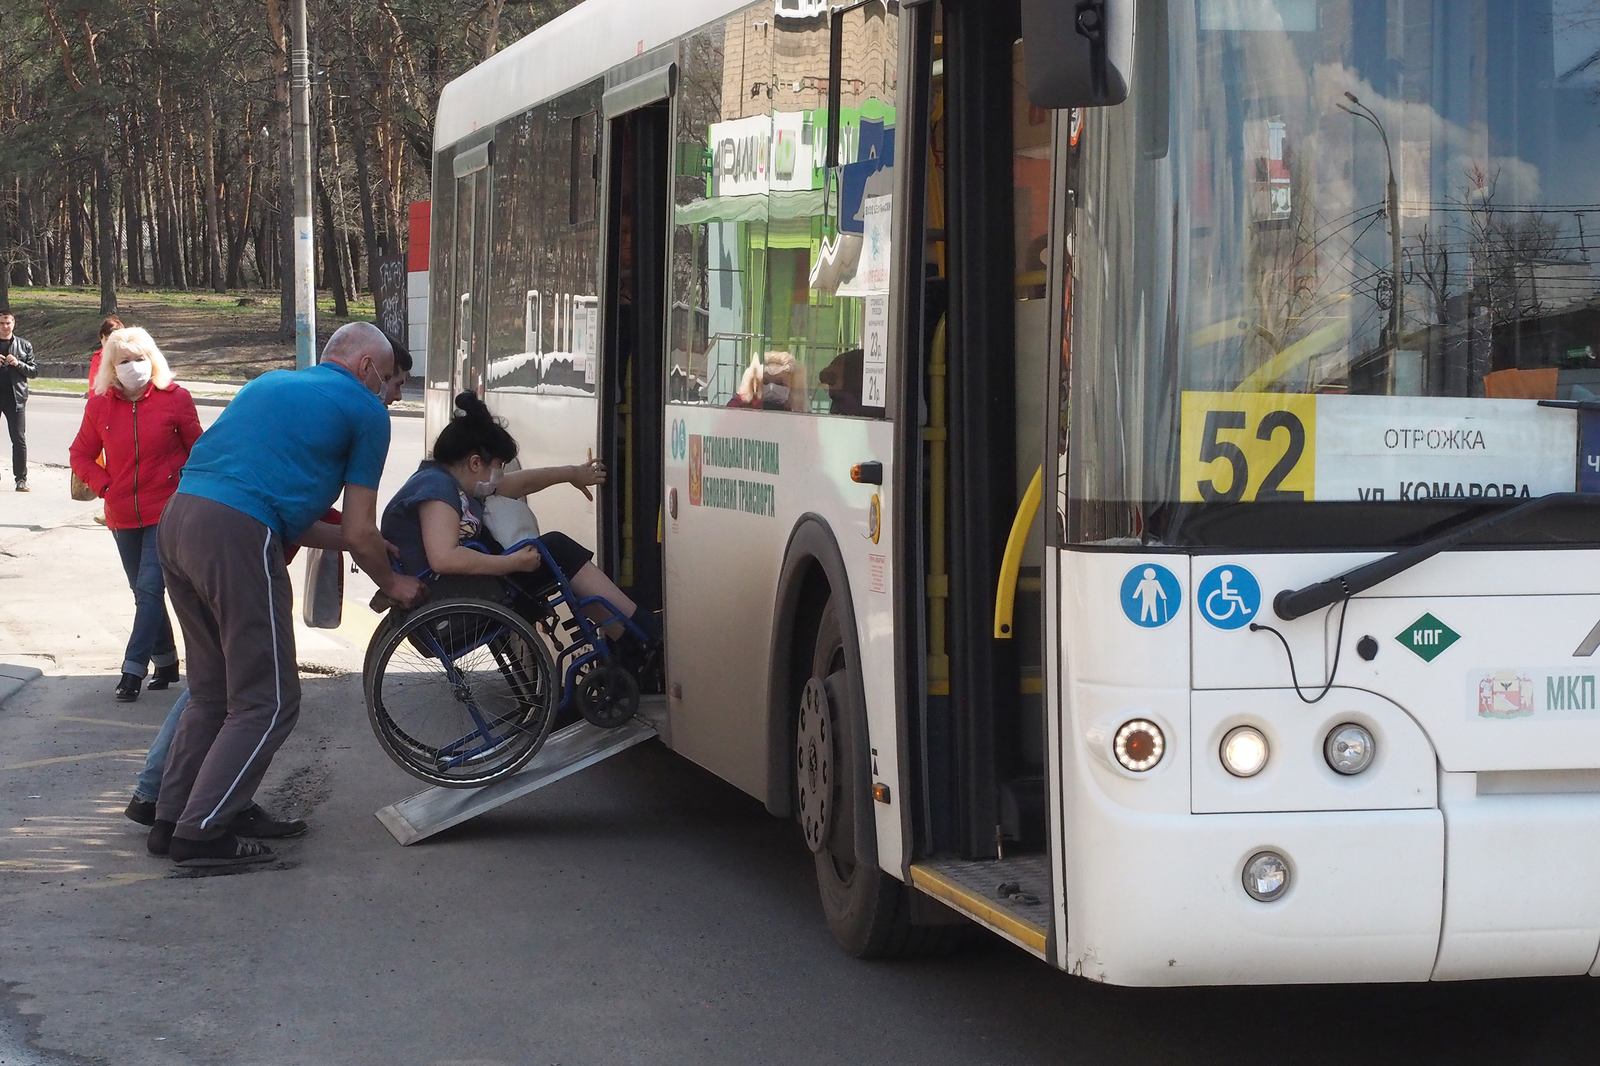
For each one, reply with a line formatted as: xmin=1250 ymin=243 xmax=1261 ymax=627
xmin=169 ymin=834 xmax=274 ymax=868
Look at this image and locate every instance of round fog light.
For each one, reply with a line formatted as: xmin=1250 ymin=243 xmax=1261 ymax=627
xmin=1243 ymin=851 xmax=1291 ymax=902
xmin=1114 ymin=719 xmax=1165 ymax=772
xmin=1325 ymin=723 xmax=1375 ymax=776
xmin=1220 ymin=725 xmax=1269 ymax=778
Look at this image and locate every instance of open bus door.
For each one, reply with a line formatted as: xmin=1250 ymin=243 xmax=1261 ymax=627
xmin=897 ymin=0 xmax=1060 ymax=961
xmin=597 ymin=74 xmax=674 ymax=666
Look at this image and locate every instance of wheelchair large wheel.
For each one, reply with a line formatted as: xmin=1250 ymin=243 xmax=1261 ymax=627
xmin=365 ymin=597 xmax=558 ymax=788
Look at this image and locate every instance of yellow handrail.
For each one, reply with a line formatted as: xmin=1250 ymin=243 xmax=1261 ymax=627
xmin=993 ymin=465 xmax=1043 ymax=640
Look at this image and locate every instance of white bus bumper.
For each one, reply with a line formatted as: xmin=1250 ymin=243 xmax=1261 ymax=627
xmin=1065 ymin=780 xmax=1600 ymax=985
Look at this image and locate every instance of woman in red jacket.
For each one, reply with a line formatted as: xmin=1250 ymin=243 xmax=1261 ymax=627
xmin=70 ymin=327 xmax=202 ymax=702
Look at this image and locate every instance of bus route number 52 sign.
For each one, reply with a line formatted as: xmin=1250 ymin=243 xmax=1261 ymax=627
xmin=1179 ymin=392 xmax=1316 ymax=503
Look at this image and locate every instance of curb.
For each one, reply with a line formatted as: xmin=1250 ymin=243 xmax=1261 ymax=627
xmin=0 ymin=664 xmax=43 ymax=710
xmin=30 ymin=390 xmax=425 ymax=418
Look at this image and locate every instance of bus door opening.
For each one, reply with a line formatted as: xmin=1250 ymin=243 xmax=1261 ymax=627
xmin=911 ymin=0 xmax=1050 ymax=864
xmin=600 ymin=102 xmax=672 ymax=659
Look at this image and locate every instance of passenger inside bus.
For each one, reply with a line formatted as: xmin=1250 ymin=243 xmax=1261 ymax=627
xmin=726 ymin=350 xmax=809 ymax=411
xmin=381 ymin=393 xmax=663 ymax=670
xmin=818 ymin=347 xmax=866 ymax=416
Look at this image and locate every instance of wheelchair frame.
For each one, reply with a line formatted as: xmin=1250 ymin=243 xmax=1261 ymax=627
xmin=366 ymin=536 xmax=653 ymax=780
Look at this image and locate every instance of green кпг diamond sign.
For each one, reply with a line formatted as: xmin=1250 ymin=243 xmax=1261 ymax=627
xmin=1396 ymin=613 xmax=1459 ymax=662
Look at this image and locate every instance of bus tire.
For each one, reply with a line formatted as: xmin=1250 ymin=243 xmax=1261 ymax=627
xmin=805 ymin=598 xmax=964 ymax=959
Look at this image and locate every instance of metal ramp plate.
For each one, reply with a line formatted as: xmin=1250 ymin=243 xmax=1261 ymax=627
xmin=909 ymin=853 xmax=1052 ymax=959
xmin=375 ymin=713 xmax=658 ymax=845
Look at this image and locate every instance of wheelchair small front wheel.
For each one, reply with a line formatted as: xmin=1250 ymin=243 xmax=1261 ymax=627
xmin=365 ymin=597 xmax=558 ymax=788
xmin=575 ymin=664 xmax=639 ymax=729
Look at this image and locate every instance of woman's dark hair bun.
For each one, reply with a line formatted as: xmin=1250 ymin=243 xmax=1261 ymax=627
xmin=436 ymin=389 xmax=518 ymax=464
xmin=454 ymin=391 xmax=491 ymax=421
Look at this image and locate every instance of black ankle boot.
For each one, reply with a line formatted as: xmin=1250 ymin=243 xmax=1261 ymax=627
xmin=147 ymin=662 xmax=180 ymax=691
xmin=114 ymin=673 xmax=141 ymax=702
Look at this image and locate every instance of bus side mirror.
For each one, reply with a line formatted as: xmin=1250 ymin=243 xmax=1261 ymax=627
xmin=1021 ymin=0 xmax=1132 ymax=108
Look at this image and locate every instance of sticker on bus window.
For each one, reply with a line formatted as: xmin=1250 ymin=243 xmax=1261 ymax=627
xmin=1180 ymin=392 xmax=1576 ymax=504
xmin=1179 ymin=392 xmax=1316 ymax=503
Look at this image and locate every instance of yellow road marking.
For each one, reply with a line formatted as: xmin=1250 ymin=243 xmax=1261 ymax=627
xmin=57 ymin=716 xmax=160 ymax=731
xmin=909 ymin=864 xmax=1049 ymax=956
xmin=1 ymin=749 xmax=145 ymax=772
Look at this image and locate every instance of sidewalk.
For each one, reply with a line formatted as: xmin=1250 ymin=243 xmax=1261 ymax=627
xmin=30 ymin=376 xmax=425 ymax=417
xmin=0 ymin=663 xmax=42 ymax=709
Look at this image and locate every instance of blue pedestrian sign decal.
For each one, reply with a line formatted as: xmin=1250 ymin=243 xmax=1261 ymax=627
xmin=1197 ymin=565 xmax=1261 ymax=630
xmin=1120 ymin=564 xmax=1182 ymax=629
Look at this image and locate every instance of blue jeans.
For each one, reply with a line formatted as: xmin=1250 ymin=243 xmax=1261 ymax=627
xmin=111 ymin=525 xmax=178 ymax=678
xmin=134 ymin=688 xmax=188 ymax=802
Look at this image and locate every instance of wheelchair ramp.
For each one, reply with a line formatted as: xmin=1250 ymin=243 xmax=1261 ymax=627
xmin=375 ymin=712 xmax=659 ymax=845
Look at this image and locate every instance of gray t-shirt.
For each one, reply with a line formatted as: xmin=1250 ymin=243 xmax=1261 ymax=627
xmin=380 ymin=461 xmax=484 ymax=577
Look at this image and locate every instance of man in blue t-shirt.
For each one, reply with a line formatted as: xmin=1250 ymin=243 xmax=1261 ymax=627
xmin=151 ymin=323 xmax=426 ymax=868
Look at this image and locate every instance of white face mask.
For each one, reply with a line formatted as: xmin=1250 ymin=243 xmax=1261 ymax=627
xmin=472 ymin=462 xmax=504 ymax=500
xmin=116 ymin=358 xmax=152 ymax=392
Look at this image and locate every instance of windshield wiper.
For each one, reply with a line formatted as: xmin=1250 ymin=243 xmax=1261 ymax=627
xmin=1538 ymin=399 xmax=1600 ymax=412
xmin=1272 ymin=492 xmax=1599 ymax=620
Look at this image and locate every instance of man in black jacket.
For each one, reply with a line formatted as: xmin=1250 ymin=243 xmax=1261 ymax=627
xmin=0 ymin=309 xmax=38 ymax=492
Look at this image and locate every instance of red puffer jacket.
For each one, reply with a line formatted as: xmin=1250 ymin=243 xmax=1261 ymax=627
xmin=69 ymin=382 xmax=203 ymax=529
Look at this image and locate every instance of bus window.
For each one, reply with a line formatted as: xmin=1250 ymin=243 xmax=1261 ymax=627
xmin=427 ymin=147 xmax=456 ymax=391
xmin=771 ymin=0 xmax=899 ymax=417
xmin=669 ymin=13 xmax=772 ymax=409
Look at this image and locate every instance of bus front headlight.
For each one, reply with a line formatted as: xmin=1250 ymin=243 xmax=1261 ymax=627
xmin=1220 ymin=725 xmax=1269 ymax=778
xmin=1324 ymin=723 xmax=1375 ymax=775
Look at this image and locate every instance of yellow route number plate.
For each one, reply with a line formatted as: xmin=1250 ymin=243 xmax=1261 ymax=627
xmin=1179 ymin=392 xmax=1317 ymax=503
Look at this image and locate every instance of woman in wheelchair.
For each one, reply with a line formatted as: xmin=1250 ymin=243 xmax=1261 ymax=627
xmin=381 ymin=392 xmax=662 ymax=668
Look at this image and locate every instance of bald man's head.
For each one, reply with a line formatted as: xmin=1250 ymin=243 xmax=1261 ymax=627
xmin=323 ymin=322 xmax=389 ymax=367
xmin=321 ymin=322 xmax=401 ymax=406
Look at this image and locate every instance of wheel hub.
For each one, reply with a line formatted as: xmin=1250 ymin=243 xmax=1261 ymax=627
xmin=796 ymin=677 xmax=833 ymax=854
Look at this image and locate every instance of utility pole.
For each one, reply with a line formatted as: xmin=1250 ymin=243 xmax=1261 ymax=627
xmin=1340 ymin=92 xmax=1404 ymax=391
xmin=291 ymin=0 xmax=316 ymax=368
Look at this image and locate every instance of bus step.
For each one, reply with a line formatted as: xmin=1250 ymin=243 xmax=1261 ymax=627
xmin=374 ymin=703 xmax=663 ymax=846
xmin=909 ymin=853 xmax=1051 ymax=959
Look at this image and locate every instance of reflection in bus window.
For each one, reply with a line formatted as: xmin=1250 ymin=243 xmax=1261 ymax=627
xmin=1068 ymin=1 xmax=1600 ymax=548
xmin=427 ymin=149 xmax=456 ymax=390
xmin=484 ymin=86 xmax=602 ymax=397
xmin=668 ymin=0 xmax=897 ymax=416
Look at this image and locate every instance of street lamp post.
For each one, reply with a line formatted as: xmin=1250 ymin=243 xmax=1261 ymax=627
xmin=1339 ymin=91 xmax=1403 ymax=391
xmin=291 ymin=0 xmax=316 ymax=369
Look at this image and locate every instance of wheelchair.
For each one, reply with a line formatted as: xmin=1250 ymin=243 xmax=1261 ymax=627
xmin=362 ymin=537 xmax=656 ymax=789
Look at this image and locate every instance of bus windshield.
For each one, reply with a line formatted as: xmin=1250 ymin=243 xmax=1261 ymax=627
xmin=1068 ymin=0 xmax=1600 ymax=550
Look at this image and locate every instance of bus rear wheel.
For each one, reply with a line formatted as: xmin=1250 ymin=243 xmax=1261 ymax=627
xmin=801 ymin=596 xmax=963 ymax=958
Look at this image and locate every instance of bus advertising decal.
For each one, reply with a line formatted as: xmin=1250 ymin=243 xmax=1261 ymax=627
xmin=686 ymin=433 xmax=780 ymax=519
xmin=1471 ymin=669 xmax=1600 ymax=720
xmin=1180 ymin=392 xmax=1576 ymax=504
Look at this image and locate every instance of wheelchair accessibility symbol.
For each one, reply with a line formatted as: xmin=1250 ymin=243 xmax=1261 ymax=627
xmin=1120 ymin=563 xmax=1181 ymax=629
xmin=1197 ymin=565 xmax=1261 ymax=631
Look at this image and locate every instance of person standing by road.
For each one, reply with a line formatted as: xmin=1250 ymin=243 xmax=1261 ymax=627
xmin=151 ymin=322 xmax=425 ymax=869
xmin=0 ymin=309 xmax=39 ymax=492
xmin=87 ymin=315 xmax=124 ymax=384
xmin=74 ymin=316 xmax=126 ymax=521
xmin=69 ymin=327 xmax=201 ymax=702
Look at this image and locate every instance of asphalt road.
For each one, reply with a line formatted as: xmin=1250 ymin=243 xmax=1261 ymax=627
xmin=6 ymin=406 xmax=1600 ymax=1064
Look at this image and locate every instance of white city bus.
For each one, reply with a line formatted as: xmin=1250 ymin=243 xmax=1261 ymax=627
xmin=426 ymin=0 xmax=1600 ymax=984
